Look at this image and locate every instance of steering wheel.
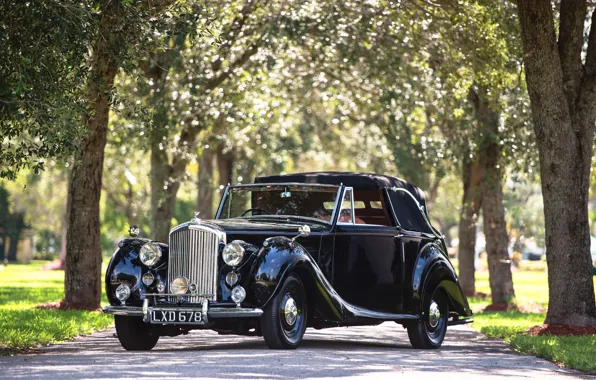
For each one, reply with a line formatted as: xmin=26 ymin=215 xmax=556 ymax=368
xmin=241 ymin=208 xmax=273 ymax=217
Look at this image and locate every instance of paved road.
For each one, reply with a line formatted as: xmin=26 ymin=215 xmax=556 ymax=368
xmin=0 ymin=323 xmax=587 ymax=379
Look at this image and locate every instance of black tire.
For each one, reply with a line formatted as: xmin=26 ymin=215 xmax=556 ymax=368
xmin=407 ymin=289 xmax=448 ymax=349
xmin=114 ymin=315 xmax=160 ymax=351
xmin=260 ymin=274 xmax=308 ymax=349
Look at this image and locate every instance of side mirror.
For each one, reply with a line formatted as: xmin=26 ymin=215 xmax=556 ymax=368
xmin=292 ymin=225 xmax=311 ymax=242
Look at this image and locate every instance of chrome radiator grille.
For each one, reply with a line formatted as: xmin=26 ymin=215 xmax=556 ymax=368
xmin=168 ymin=225 xmax=224 ymax=303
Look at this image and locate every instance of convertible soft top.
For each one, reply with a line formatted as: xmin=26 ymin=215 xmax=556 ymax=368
xmin=254 ymin=171 xmax=427 ymax=209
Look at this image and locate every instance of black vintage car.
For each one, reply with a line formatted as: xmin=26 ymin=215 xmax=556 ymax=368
xmin=104 ymin=172 xmax=472 ymax=350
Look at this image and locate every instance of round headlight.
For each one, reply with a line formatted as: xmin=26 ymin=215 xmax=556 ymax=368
xmin=115 ymin=283 xmax=130 ymax=302
xmin=140 ymin=243 xmax=162 ymax=267
xmin=223 ymin=242 xmax=245 ymax=266
xmin=231 ymin=285 xmax=246 ymax=304
xmin=171 ymin=277 xmax=188 ymax=295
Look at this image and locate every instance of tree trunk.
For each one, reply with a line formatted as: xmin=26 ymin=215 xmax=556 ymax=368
xmin=197 ymin=147 xmax=215 ymax=219
xmin=517 ymin=0 xmax=596 ymax=325
xmin=457 ymin=153 xmax=482 ymax=297
xmin=217 ymin=143 xmax=235 ymax=194
xmin=147 ymin=53 xmax=177 ymax=243
xmin=6 ymin=212 xmax=24 ymax=262
xmin=0 ymin=186 xmax=8 ymax=260
xmin=479 ymin=130 xmax=515 ymax=305
xmin=471 ymin=89 xmax=515 ymax=305
xmin=64 ymin=1 xmax=123 ymax=309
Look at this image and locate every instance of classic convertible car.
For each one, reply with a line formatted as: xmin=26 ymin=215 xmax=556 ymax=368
xmin=103 ymin=172 xmax=472 ymax=350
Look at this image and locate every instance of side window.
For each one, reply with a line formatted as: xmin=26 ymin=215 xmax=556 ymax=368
xmin=352 ymin=189 xmax=393 ymax=226
xmin=389 ymin=189 xmax=432 ymax=233
xmin=337 ymin=187 xmax=354 ymax=224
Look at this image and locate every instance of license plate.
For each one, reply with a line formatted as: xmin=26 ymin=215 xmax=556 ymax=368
xmin=150 ymin=310 xmax=203 ymax=324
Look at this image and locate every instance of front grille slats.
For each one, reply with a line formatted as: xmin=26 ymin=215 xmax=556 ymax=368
xmin=168 ymin=225 xmax=223 ymax=303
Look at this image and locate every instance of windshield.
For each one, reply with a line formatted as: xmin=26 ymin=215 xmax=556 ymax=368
xmin=217 ymin=184 xmax=340 ymax=223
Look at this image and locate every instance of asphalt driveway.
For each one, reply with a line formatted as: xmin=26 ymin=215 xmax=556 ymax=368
xmin=0 ymin=323 xmax=587 ymax=379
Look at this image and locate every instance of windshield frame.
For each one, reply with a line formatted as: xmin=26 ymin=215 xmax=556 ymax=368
xmin=215 ymin=182 xmax=344 ymax=225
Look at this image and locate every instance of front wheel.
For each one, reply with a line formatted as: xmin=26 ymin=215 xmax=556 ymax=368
xmin=114 ymin=315 xmax=160 ymax=351
xmin=260 ymin=274 xmax=308 ymax=349
xmin=407 ymin=289 xmax=448 ymax=349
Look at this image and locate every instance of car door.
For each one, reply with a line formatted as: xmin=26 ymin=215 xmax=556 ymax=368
xmin=331 ymin=187 xmax=405 ymax=314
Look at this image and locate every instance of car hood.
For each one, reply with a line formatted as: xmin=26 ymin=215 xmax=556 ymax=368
xmin=201 ymin=218 xmax=329 ymax=234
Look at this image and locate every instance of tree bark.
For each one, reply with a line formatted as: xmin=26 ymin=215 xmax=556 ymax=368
xmin=457 ymin=153 xmax=483 ymax=297
xmin=64 ymin=1 xmax=123 ymax=309
xmin=197 ymin=147 xmax=215 ymax=219
xmin=146 ymin=52 xmax=179 ymax=243
xmin=469 ymin=89 xmax=516 ymax=304
xmin=217 ymin=143 xmax=235 ymax=195
xmin=6 ymin=212 xmax=24 ymax=262
xmin=517 ymin=0 xmax=596 ymax=325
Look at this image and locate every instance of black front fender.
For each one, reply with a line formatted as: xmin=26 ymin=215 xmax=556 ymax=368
xmin=249 ymin=237 xmax=312 ymax=307
xmin=105 ymin=238 xmax=169 ymax=306
xmin=249 ymin=237 xmax=350 ymax=323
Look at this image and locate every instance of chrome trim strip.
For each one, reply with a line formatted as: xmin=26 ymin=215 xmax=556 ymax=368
xmin=145 ymin=293 xmax=214 ymax=298
xmin=215 ymin=185 xmax=230 ymax=219
xmin=208 ymin=307 xmax=264 ymax=318
xmin=343 ymin=303 xmax=419 ymax=320
xmin=336 ymin=186 xmax=355 ymax=225
xmin=103 ymin=305 xmax=263 ymax=321
xmin=103 ymin=305 xmax=143 ymax=316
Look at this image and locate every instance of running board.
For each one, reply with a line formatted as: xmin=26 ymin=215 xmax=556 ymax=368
xmin=344 ymin=303 xmax=419 ymax=321
xmin=448 ymin=317 xmax=474 ymax=326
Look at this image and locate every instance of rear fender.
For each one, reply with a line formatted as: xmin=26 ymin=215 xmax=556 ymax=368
xmin=411 ymin=243 xmax=472 ymax=318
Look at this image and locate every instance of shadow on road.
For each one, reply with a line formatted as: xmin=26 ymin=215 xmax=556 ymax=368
xmin=0 ymin=323 xmax=585 ymax=379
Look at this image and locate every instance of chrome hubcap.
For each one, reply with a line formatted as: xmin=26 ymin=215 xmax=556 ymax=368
xmin=284 ymin=297 xmax=298 ymax=326
xmin=429 ymin=300 xmax=441 ymax=328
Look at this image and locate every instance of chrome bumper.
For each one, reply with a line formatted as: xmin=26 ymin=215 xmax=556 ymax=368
xmin=103 ymin=299 xmax=263 ymax=325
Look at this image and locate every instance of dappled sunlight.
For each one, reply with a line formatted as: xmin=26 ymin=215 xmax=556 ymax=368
xmin=0 ymin=324 xmax=577 ymax=379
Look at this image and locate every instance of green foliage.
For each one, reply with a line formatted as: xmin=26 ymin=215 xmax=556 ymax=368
xmin=472 ymin=311 xmax=596 ymax=373
xmin=0 ymin=261 xmax=112 ymax=353
xmin=474 ymin=311 xmax=545 ymax=338
xmin=0 ymin=1 xmax=94 ymax=179
xmin=509 ymin=335 xmax=596 ymax=373
xmin=471 ymin=268 xmax=596 ymax=373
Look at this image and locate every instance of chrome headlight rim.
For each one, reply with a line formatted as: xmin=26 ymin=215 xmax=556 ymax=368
xmin=222 ymin=241 xmax=245 ymax=267
xmin=170 ymin=276 xmax=189 ymax=295
xmin=139 ymin=243 xmax=162 ymax=267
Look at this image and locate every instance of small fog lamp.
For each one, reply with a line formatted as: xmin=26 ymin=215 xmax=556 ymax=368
xmin=142 ymin=272 xmax=155 ymax=286
xmin=231 ymin=286 xmax=246 ymax=304
xmin=115 ymin=284 xmax=131 ymax=302
xmin=171 ymin=277 xmax=189 ymax=295
xmin=226 ymin=271 xmax=239 ymax=287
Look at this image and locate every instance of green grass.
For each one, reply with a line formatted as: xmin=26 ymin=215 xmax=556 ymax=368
xmin=467 ymin=267 xmax=596 ymax=373
xmin=0 ymin=261 xmax=113 ymax=353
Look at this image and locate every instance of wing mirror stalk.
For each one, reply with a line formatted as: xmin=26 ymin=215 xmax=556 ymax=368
xmin=292 ymin=225 xmax=311 ymax=242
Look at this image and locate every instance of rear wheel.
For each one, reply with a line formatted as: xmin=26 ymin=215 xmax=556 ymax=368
xmin=407 ymin=289 xmax=448 ymax=349
xmin=260 ymin=274 xmax=308 ymax=349
xmin=114 ymin=315 xmax=160 ymax=351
